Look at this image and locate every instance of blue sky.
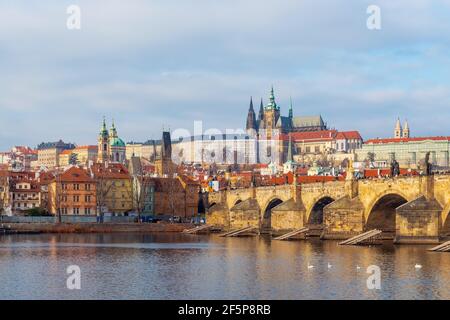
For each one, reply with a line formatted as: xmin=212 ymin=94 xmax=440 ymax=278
xmin=1 ymin=0 xmax=450 ymax=149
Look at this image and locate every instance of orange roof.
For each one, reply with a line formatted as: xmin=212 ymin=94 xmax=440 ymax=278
xmin=366 ymin=136 xmax=450 ymax=144
xmin=283 ymin=130 xmax=337 ymax=142
xmin=335 ymin=131 xmax=363 ymax=140
xmin=280 ymin=130 xmax=363 ymax=142
xmin=59 ymin=166 xmax=94 ymax=182
xmin=60 ymin=150 xmax=73 ymax=155
xmin=90 ymin=163 xmax=130 ymax=179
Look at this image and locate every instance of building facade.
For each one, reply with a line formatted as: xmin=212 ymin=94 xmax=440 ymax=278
xmin=90 ymin=163 xmax=133 ymax=216
xmin=10 ymin=180 xmax=41 ymax=214
xmin=48 ymin=166 xmax=97 ymax=215
xmin=36 ymin=140 xmax=76 ymax=168
xmin=355 ymin=136 xmax=450 ymax=169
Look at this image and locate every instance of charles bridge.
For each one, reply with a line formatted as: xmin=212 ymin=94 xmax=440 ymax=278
xmin=207 ymin=174 xmax=450 ymax=243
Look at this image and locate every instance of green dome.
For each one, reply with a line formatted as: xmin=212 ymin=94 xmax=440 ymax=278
xmin=110 ymin=137 xmax=125 ymax=147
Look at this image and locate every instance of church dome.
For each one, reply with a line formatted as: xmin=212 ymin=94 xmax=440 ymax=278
xmin=110 ymin=137 xmax=125 ymax=147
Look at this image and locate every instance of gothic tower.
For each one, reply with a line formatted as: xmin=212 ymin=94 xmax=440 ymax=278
xmin=288 ymin=97 xmax=294 ymax=132
xmin=394 ymin=118 xmax=403 ymax=138
xmin=403 ymin=120 xmax=410 ymax=138
xmin=155 ymin=131 xmax=173 ymax=177
xmin=98 ymin=117 xmax=110 ymax=163
xmin=263 ymin=86 xmax=281 ymax=140
xmin=257 ymin=98 xmax=264 ymax=127
xmin=245 ymin=97 xmax=257 ymax=136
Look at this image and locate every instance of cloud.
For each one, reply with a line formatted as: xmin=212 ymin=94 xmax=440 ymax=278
xmin=1 ymin=0 xmax=450 ymax=149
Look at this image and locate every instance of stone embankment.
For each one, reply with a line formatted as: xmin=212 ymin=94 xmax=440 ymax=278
xmin=2 ymin=223 xmax=193 ymax=234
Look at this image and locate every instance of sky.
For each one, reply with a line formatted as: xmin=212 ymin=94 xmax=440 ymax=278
xmin=1 ymin=0 xmax=450 ymax=149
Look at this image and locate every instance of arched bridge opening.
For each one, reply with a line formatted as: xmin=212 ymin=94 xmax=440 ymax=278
xmin=366 ymin=193 xmax=408 ymax=237
xmin=308 ymin=197 xmax=335 ymax=236
xmin=262 ymin=198 xmax=283 ymax=234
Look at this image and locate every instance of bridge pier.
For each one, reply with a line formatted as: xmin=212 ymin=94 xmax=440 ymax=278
xmin=395 ymin=196 xmax=442 ymax=244
xmin=271 ymin=199 xmax=306 ymax=236
xmin=322 ymin=196 xmax=365 ymax=240
xmin=229 ymin=199 xmax=260 ymax=230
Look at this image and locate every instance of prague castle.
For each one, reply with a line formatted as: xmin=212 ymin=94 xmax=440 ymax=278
xmin=246 ymin=87 xmax=327 ymax=139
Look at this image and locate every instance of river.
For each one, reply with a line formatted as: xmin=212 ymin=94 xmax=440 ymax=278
xmin=0 ymin=233 xmax=448 ymax=300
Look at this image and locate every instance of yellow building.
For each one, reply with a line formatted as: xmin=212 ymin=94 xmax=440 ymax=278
xmin=59 ymin=146 xmax=98 ymax=167
xmin=36 ymin=140 xmax=76 ymax=169
xmin=90 ymin=163 xmax=133 ymax=216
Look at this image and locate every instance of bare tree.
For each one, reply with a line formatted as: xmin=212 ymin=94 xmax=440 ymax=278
xmin=95 ymin=174 xmax=115 ymax=223
xmin=131 ymin=174 xmax=153 ymax=222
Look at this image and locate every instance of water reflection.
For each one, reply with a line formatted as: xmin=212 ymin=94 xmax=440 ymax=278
xmin=0 ymin=233 xmax=448 ymax=300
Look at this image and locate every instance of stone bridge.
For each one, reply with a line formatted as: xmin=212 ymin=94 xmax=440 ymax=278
xmin=207 ymin=175 xmax=450 ymax=243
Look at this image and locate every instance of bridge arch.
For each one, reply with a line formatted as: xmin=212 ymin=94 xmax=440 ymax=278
xmin=365 ymin=192 xmax=408 ymax=233
xmin=307 ymin=196 xmax=335 ymax=226
xmin=261 ymin=197 xmax=283 ymax=233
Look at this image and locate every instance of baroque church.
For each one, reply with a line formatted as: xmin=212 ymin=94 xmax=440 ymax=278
xmin=246 ymin=87 xmax=327 ymax=139
xmin=97 ymin=118 xmax=126 ymax=163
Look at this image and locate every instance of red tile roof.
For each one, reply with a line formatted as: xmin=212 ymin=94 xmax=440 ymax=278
xmin=59 ymin=166 xmax=94 ymax=183
xmin=90 ymin=163 xmax=130 ymax=179
xmin=280 ymin=130 xmax=362 ymax=142
xmin=365 ymin=136 xmax=450 ymax=144
xmin=335 ymin=131 xmax=363 ymax=140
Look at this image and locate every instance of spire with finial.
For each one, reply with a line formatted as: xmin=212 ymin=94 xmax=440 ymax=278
xmin=403 ymin=119 xmax=410 ymax=138
xmin=100 ymin=116 xmax=108 ymax=136
xmin=246 ymin=96 xmax=257 ymax=131
xmin=394 ymin=117 xmax=402 ymax=138
xmin=289 ymin=97 xmax=293 ymax=118
xmin=266 ymin=85 xmax=278 ymax=110
xmin=110 ymin=118 xmax=118 ymax=138
xmin=258 ymin=98 xmax=264 ymax=120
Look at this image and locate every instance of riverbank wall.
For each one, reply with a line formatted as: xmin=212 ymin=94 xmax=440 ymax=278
xmin=1 ymin=223 xmax=193 ymax=234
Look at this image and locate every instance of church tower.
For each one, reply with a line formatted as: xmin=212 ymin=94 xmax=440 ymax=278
xmin=263 ymin=86 xmax=281 ymax=140
xmin=246 ymin=97 xmax=257 ymax=136
xmin=98 ymin=117 xmax=110 ymax=163
xmin=394 ymin=118 xmax=403 ymax=138
xmin=403 ymin=120 xmax=410 ymax=138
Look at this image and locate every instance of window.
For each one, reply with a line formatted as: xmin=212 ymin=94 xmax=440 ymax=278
xmin=85 ymin=184 xmax=91 ymax=191
xmin=84 ymin=208 xmax=91 ymax=215
xmin=315 ymin=146 xmax=320 ymax=153
xmin=306 ymin=146 xmax=311 ymax=153
xmin=74 ymin=208 xmax=80 ymax=215
xmin=73 ymin=195 xmax=80 ymax=202
xmin=85 ymin=195 xmax=91 ymax=202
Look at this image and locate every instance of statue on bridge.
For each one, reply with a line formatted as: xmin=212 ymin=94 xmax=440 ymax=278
xmin=424 ymin=152 xmax=433 ymax=176
xmin=390 ymin=159 xmax=400 ymax=177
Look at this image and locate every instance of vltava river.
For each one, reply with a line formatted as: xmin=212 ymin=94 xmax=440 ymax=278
xmin=0 ymin=233 xmax=448 ymax=300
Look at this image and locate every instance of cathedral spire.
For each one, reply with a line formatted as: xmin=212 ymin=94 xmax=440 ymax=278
xmin=266 ymin=85 xmax=278 ymax=110
xmin=289 ymin=97 xmax=293 ymax=118
xmin=246 ymin=97 xmax=257 ymax=131
xmin=258 ymin=98 xmax=264 ymax=121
